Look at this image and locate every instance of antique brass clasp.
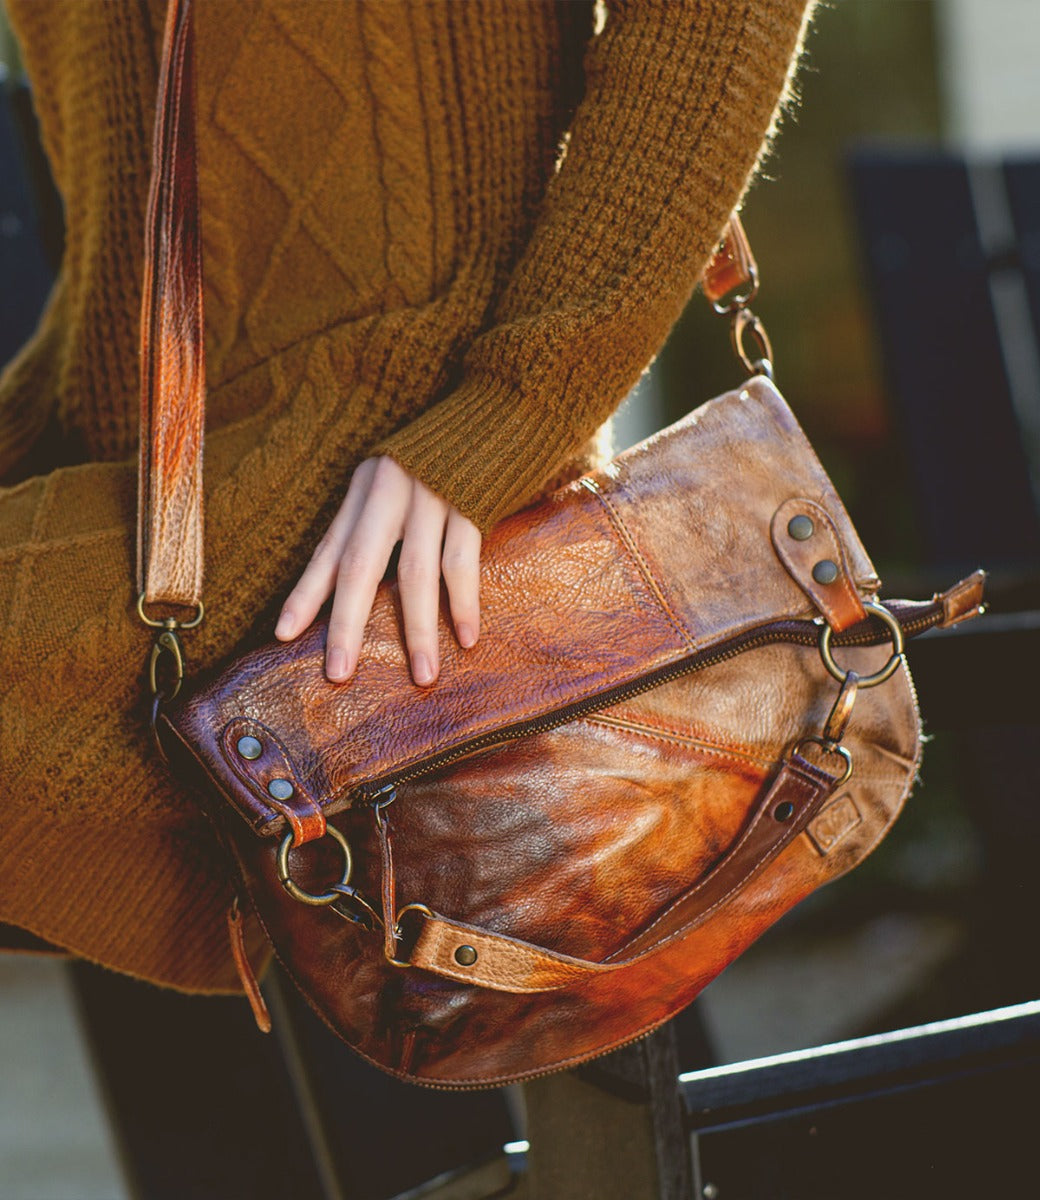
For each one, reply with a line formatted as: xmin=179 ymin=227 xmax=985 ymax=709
xmin=137 ymin=592 xmax=204 ymax=703
xmin=148 ymin=626 xmax=185 ymax=699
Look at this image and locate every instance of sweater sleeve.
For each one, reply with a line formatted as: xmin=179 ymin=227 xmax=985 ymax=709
xmin=373 ymin=0 xmax=815 ymax=534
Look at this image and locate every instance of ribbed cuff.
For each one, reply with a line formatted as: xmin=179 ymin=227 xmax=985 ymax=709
xmin=371 ymin=368 xmax=589 ymax=536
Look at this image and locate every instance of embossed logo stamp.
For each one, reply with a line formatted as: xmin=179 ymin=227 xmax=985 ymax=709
xmin=807 ymin=793 xmax=862 ymax=855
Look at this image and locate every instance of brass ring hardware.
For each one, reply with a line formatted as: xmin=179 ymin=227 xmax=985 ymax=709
xmin=792 ymin=736 xmax=854 ymax=785
xmin=136 ymin=591 xmax=205 ymax=630
xmin=730 ymin=308 xmax=774 ymax=381
xmin=818 ymin=600 xmax=905 ymax=689
xmin=276 ymin=825 xmax=353 ymax=906
xmin=386 ymin=903 xmax=434 ymax=968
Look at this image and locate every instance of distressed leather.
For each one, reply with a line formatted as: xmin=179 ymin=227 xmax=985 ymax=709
xmin=165 ymin=377 xmax=881 ymax=839
xmin=938 ymin=569 xmax=986 ymax=627
xmin=405 ymin=754 xmax=841 ymax=993
xmin=175 ymin=625 xmax=929 ymax=1087
xmin=136 ymin=0 xmax=205 ymax=608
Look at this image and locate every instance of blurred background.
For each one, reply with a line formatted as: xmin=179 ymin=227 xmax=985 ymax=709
xmin=2 ymin=2 xmax=1039 ymax=1198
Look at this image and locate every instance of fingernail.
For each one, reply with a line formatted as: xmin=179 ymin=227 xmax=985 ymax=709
xmin=457 ymin=623 xmax=476 ymax=649
xmin=275 ymin=610 xmax=295 ymax=638
xmin=411 ymin=652 xmax=434 ymax=686
xmin=326 ymin=647 xmax=348 ymax=680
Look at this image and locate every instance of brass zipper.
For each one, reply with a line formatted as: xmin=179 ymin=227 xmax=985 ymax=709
xmin=354 ymin=601 xmax=944 ymax=806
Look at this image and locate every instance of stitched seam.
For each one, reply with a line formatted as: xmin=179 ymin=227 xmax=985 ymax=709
xmin=581 ymin=478 xmax=697 ymax=651
xmin=614 ymin=771 xmax=819 ymax=954
xmin=583 ymin=714 xmax=774 ymax=767
xmin=581 ymin=716 xmax=897 ymax=785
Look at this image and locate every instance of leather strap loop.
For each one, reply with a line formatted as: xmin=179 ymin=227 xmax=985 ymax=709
xmin=936 ymin=569 xmax=987 ymax=628
xmin=406 ymin=753 xmax=840 ymax=993
xmin=770 ymin=498 xmax=870 ymax=632
xmin=703 ymin=214 xmax=758 ymax=310
xmin=137 ymin=0 xmax=205 ymax=609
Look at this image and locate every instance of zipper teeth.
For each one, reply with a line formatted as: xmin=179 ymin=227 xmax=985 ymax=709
xmin=360 ymin=604 xmax=942 ymax=800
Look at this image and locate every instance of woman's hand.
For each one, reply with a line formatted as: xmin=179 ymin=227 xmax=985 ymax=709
xmin=274 ymin=457 xmax=481 ymax=686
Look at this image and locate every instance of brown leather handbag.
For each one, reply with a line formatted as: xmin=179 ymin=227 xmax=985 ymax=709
xmin=139 ymin=0 xmax=985 ymax=1088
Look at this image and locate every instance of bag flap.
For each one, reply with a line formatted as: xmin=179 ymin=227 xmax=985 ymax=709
xmin=164 ymin=377 xmax=878 ymax=837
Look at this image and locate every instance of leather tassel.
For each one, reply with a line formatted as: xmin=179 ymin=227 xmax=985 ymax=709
xmin=375 ymin=800 xmax=399 ymax=963
xmin=226 ymin=898 xmax=272 ymax=1033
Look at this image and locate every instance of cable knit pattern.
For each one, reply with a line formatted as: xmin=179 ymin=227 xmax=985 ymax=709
xmin=0 ymin=0 xmax=813 ymax=991
xmin=377 ymin=0 xmax=814 ymax=522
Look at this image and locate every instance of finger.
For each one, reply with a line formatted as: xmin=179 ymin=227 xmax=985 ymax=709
xmin=325 ymin=461 xmax=411 ymax=681
xmin=442 ymin=509 xmax=481 ymax=648
xmin=398 ymin=486 xmax=450 ymax=686
xmin=275 ymin=459 xmax=378 ymax=640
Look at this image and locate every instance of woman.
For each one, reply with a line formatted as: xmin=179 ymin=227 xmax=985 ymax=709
xmin=0 ymin=0 xmax=814 ymax=993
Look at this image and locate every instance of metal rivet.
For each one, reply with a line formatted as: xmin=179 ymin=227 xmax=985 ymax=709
xmin=787 ymin=514 xmax=815 ymax=541
xmin=268 ymin=778 xmax=295 ymax=801
xmin=812 ymin=559 xmax=839 ymax=585
xmin=454 ymin=945 xmax=478 ymax=967
xmin=774 ymin=801 xmax=795 ymax=822
xmin=236 ymin=735 xmax=263 ymax=761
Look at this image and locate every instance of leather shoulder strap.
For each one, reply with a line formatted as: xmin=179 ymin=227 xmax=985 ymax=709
xmin=137 ymin=0 xmax=205 ymax=610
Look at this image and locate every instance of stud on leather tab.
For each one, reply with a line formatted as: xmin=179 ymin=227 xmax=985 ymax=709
xmin=787 ymin=514 xmax=814 ymax=541
xmin=812 ymin=559 xmax=839 ymax=585
xmin=268 ymin=778 xmax=294 ymax=801
xmin=771 ymin=499 xmax=869 ymax=631
xmin=220 ymin=718 xmax=328 ymax=844
xmin=237 ymin=736 xmax=262 ymax=760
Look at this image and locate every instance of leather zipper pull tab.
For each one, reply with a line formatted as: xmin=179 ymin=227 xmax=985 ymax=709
xmin=374 ymin=793 xmax=399 ymax=962
xmin=226 ymin=897 xmax=272 ymax=1033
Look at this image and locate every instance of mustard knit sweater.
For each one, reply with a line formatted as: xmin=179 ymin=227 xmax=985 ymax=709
xmin=0 ymin=0 xmax=813 ymax=991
